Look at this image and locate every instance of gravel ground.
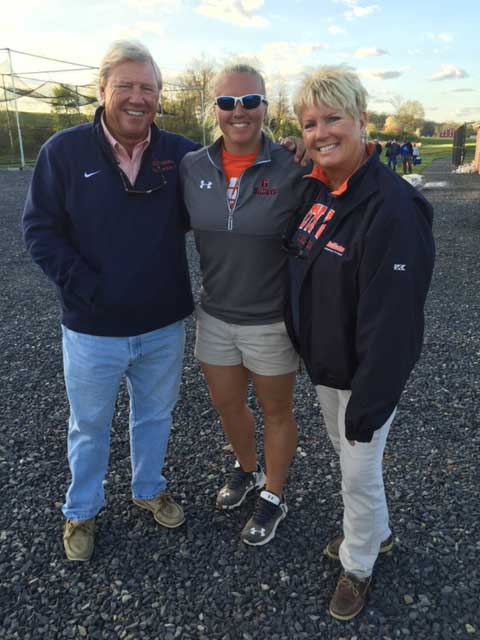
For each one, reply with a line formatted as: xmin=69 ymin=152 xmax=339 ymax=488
xmin=1 ymin=161 xmax=479 ymax=640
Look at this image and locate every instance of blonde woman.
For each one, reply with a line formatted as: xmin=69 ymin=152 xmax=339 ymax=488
xmin=284 ymin=66 xmax=435 ymax=619
xmin=180 ymin=64 xmax=310 ymax=545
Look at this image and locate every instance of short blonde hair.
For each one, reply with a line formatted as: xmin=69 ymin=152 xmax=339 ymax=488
xmin=98 ymin=40 xmax=162 ymax=100
xmin=293 ymin=65 xmax=368 ymax=122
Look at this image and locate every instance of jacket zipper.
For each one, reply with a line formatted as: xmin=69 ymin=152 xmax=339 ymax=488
xmin=227 ymin=160 xmax=270 ymax=231
xmin=206 ymin=149 xmax=270 ymax=232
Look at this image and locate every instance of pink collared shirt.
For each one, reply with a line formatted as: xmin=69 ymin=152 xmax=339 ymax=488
xmin=101 ymin=114 xmax=151 ymax=186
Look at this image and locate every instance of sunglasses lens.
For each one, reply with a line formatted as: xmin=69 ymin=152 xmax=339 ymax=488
xmin=216 ymin=96 xmax=235 ymax=111
xmin=242 ymin=94 xmax=262 ymax=109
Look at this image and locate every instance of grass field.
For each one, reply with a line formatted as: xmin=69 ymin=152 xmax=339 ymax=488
xmin=404 ymin=137 xmax=476 ymax=173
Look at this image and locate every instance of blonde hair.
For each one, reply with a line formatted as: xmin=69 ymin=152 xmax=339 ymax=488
xmin=98 ymin=40 xmax=162 ymax=101
xmin=212 ymin=62 xmax=266 ymax=97
xmin=209 ymin=62 xmax=271 ymax=141
xmin=293 ymin=65 xmax=368 ymax=122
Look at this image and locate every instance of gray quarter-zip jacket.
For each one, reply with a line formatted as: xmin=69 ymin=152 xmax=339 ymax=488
xmin=180 ymin=135 xmax=311 ymax=325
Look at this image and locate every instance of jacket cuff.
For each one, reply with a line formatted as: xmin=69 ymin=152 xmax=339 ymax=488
xmin=345 ymin=424 xmax=374 ymax=443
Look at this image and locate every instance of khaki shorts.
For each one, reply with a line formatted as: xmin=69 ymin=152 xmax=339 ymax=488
xmin=195 ymin=306 xmax=299 ymax=376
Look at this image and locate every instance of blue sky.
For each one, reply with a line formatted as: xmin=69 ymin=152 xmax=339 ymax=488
xmin=1 ymin=0 xmax=479 ymax=122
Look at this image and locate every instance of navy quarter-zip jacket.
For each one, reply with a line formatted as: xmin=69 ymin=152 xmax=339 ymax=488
xmin=23 ymin=108 xmax=199 ymax=336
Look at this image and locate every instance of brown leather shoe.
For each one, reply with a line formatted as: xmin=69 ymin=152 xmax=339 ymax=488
xmin=133 ymin=492 xmax=185 ymax=528
xmin=63 ymin=518 xmax=95 ymax=562
xmin=324 ymin=533 xmax=393 ymax=560
xmin=329 ymin=573 xmax=371 ymax=621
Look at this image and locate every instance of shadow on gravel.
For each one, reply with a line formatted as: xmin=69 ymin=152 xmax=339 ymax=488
xmin=1 ymin=162 xmax=479 ymax=639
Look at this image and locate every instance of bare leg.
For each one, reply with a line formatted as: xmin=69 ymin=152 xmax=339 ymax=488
xmin=252 ymin=371 xmax=297 ymax=497
xmin=201 ymin=362 xmax=257 ymax=471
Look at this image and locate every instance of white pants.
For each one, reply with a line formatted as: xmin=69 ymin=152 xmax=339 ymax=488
xmin=316 ymin=385 xmax=396 ymax=579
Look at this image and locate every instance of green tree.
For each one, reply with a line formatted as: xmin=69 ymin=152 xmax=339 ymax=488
xmin=421 ymin=120 xmax=436 ymax=137
xmin=268 ymin=83 xmax=301 ymax=140
xmin=383 ymin=115 xmax=403 ymax=136
xmin=159 ymin=57 xmax=217 ymax=144
xmin=51 ymin=84 xmax=87 ymax=131
xmin=397 ymin=100 xmax=425 ymax=135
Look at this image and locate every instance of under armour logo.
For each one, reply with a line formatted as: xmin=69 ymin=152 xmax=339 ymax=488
xmin=200 ymin=180 xmax=212 ymax=189
xmin=394 ymin=264 xmax=406 ymax=271
xmin=250 ymin=527 xmax=266 ymax=537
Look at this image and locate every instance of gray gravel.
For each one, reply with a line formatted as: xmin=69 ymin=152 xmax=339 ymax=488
xmin=1 ymin=160 xmax=479 ymax=639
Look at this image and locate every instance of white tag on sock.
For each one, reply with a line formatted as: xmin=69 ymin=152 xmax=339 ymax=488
xmin=260 ymin=490 xmax=280 ymax=506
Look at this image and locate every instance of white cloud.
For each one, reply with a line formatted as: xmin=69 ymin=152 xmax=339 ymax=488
xmin=431 ymin=65 xmax=468 ymax=81
xmin=340 ymin=1 xmax=380 ymax=20
xmin=450 ymin=88 xmax=476 ymax=93
xmin=254 ymin=41 xmax=327 ymax=76
xmin=428 ymin=32 xmax=454 ymax=42
xmin=355 ymin=47 xmax=388 ymax=58
xmin=361 ymin=69 xmax=403 ymax=80
xmin=438 ymin=32 xmax=453 ymax=42
xmin=453 ymin=107 xmax=480 ymax=117
xmin=134 ymin=21 xmax=166 ymax=35
xmin=195 ymin=0 xmax=269 ymax=28
xmin=328 ymin=25 xmax=347 ymax=35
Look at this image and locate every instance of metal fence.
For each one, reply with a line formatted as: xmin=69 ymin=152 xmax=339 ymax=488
xmin=452 ymin=124 xmax=466 ymax=167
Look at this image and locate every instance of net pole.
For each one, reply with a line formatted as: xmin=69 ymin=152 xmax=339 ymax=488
xmin=200 ymin=88 xmax=206 ymax=147
xmin=7 ymin=49 xmax=25 ymax=168
xmin=2 ymin=73 xmax=15 ymax=154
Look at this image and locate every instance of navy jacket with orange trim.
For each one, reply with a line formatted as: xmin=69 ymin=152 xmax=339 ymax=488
xmin=285 ymin=151 xmax=435 ymax=442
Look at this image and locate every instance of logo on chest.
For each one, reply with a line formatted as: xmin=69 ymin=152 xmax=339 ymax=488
xmin=254 ymin=178 xmax=279 ymax=196
xmin=199 ymin=180 xmax=213 ymax=189
xmin=152 ymin=159 xmax=176 ymax=173
xmin=325 ymin=241 xmax=346 ymax=256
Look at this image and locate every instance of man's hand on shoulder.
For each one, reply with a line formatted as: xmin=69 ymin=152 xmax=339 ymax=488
xmin=279 ymin=136 xmax=309 ymax=167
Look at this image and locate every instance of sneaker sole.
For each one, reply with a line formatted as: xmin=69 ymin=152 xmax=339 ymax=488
xmin=64 ymin=551 xmax=93 ymax=562
xmin=329 ymin=603 xmax=366 ymax=621
xmin=216 ymin=471 xmax=266 ymax=511
xmin=324 ymin=538 xmax=393 ymax=561
xmin=242 ymin=504 xmax=288 ymax=547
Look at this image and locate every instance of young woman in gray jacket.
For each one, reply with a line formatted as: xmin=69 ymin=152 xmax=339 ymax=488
xmin=180 ymin=64 xmax=310 ymax=546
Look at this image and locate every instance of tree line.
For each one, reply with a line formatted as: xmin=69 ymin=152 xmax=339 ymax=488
xmin=0 ymin=58 xmax=473 ymax=163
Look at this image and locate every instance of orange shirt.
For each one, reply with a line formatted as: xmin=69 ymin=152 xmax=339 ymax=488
xmin=305 ymin=143 xmax=376 ymax=195
xmin=222 ymin=147 xmax=258 ymax=211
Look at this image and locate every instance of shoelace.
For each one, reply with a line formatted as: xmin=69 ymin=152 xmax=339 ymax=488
xmin=151 ymin=493 xmax=172 ymax=508
xmin=251 ymin=497 xmax=279 ymax=526
xmin=66 ymin=519 xmax=93 ymax=536
xmin=337 ymin=575 xmax=360 ymax=597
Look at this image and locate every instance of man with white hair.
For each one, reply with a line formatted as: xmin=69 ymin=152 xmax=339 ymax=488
xmin=23 ymin=40 xmax=199 ymax=561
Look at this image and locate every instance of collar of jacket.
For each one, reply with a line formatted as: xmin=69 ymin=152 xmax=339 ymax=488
xmin=92 ymin=106 xmax=164 ymax=190
xmin=304 ymin=146 xmax=380 ymax=212
xmin=92 ymin=106 xmax=161 ymax=168
xmin=206 ymin=132 xmax=273 ymax=171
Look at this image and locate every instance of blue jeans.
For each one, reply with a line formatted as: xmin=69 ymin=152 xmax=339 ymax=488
xmin=388 ymin=155 xmax=398 ymax=171
xmin=61 ymin=322 xmax=185 ymax=521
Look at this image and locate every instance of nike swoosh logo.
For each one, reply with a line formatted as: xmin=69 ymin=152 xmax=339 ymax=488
xmin=84 ymin=170 xmax=101 ymax=178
